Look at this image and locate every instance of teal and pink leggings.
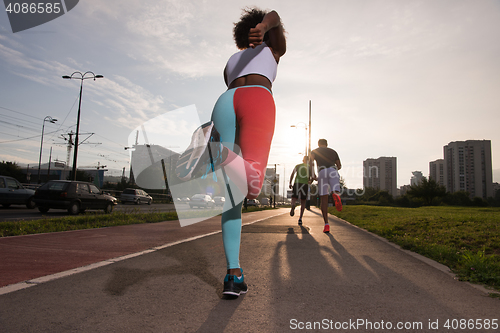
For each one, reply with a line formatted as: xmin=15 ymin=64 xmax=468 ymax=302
xmin=210 ymin=85 xmax=275 ymax=269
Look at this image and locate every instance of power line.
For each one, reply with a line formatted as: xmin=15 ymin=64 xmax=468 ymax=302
xmin=0 ymin=112 xmax=41 ymax=128
xmin=0 ymin=129 xmax=60 ymax=144
xmin=0 ymin=106 xmax=41 ymax=120
xmin=0 ymin=119 xmax=39 ymax=132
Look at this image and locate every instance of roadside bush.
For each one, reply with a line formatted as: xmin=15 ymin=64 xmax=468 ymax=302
xmin=0 ymin=161 xmax=24 ymax=181
xmin=442 ymin=191 xmax=472 ymax=206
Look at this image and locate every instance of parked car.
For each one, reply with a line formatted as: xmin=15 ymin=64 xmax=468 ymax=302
xmin=213 ymin=196 xmax=225 ymax=207
xmin=0 ymin=175 xmax=36 ymax=209
xmin=33 ymin=180 xmax=117 ymax=215
xmin=247 ymin=199 xmax=260 ymax=207
xmin=189 ymin=194 xmax=215 ymax=209
xmin=120 ymin=188 xmax=153 ymax=205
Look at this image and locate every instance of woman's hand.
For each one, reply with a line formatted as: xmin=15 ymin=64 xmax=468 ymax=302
xmin=248 ymin=23 xmax=267 ymax=48
xmin=247 ymin=10 xmax=286 ymax=60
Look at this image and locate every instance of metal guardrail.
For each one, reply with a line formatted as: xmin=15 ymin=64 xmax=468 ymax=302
xmin=23 ymin=184 xmax=174 ymax=204
xmin=105 ymin=190 xmax=173 ymax=203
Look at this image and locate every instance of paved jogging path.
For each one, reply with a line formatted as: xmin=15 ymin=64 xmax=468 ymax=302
xmin=1 ymin=208 xmax=499 ymax=332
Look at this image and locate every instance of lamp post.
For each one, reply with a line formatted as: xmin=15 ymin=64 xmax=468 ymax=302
xmin=37 ymin=116 xmax=57 ymax=183
xmin=62 ymin=71 xmax=103 ymax=180
xmin=291 ymin=122 xmax=308 ymax=156
xmin=308 ymin=100 xmax=312 ymax=156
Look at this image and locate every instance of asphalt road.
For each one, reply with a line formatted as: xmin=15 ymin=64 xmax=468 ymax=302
xmin=0 ymin=203 xmax=178 ymax=222
xmin=1 ymin=208 xmax=499 ymax=332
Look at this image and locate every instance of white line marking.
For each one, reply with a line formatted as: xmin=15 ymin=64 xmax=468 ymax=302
xmin=0 ymin=211 xmax=287 ymax=296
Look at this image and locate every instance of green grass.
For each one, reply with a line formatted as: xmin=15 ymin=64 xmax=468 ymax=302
xmin=330 ymin=205 xmax=500 ymax=293
xmin=0 ymin=206 xmax=275 ymax=237
xmin=0 ymin=210 xmax=179 ymax=237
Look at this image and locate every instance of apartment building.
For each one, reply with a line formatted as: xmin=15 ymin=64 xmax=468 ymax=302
xmin=410 ymin=171 xmax=423 ymax=186
xmin=429 ymin=159 xmax=445 ymax=187
xmin=443 ymin=140 xmax=493 ymax=199
xmin=363 ymin=157 xmax=397 ymax=197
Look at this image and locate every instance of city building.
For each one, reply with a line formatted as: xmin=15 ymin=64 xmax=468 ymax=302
xmin=128 ymin=144 xmax=178 ymax=190
xmin=410 ymin=171 xmax=423 ymax=186
xmin=399 ymin=184 xmax=411 ymax=197
xmin=363 ymin=157 xmax=397 ymax=197
xmin=443 ymin=140 xmax=493 ymax=199
xmin=24 ymin=162 xmax=107 ymax=187
xmin=263 ymin=168 xmax=280 ymax=197
xmin=429 ymin=159 xmax=445 ymax=187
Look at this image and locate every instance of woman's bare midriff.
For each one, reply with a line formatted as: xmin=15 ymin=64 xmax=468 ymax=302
xmin=228 ymin=74 xmax=272 ymax=91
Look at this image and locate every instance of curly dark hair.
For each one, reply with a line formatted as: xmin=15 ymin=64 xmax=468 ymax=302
xmin=233 ymin=7 xmax=268 ymax=50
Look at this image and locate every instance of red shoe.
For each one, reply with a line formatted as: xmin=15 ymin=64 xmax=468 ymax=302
xmin=332 ymin=193 xmax=342 ymax=211
xmin=323 ymin=224 xmax=330 ymax=233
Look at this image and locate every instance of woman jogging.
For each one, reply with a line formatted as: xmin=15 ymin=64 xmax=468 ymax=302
xmin=176 ymin=7 xmax=286 ymax=297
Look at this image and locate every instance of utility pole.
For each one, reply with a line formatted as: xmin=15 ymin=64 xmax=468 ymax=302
xmin=161 ymin=159 xmax=169 ymax=194
xmin=308 ymin=100 xmax=312 ymax=155
xmin=47 ymin=147 xmax=52 ymax=182
xmin=307 ymin=101 xmax=312 ymax=210
xmin=274 ymin=164 xmax=277 ymax=208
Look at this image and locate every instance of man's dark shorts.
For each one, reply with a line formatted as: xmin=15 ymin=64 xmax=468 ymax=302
xmin=292 ymin=183 xmax=309 ymax=200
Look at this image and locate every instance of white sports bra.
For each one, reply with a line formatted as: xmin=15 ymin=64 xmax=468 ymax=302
xmin=225 ymin=42 xmax=278 ymax=86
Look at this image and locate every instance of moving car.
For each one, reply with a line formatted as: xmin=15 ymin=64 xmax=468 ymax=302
xmin=213 ymin=196 xmax=225 ymax=207
xmin=0 ymin=175 xmax=36 ymax=209
xmin=247 ymin=199 xmax=260 ymax=207
xmin=33 ymin=180 xmax=117 ymax=215
xmin=120 ymin=188 xmax=153 ymax=205
xmin=189 ymin=194 xmax=215 ymax=209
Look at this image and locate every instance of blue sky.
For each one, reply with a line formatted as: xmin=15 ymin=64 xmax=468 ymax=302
xmin=1 ymin=0 xmax=499 ymax=190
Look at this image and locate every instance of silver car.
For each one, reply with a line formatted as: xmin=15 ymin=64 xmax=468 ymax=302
xmin=0 ymin=175 xmax=36 ymax=209
xmin=213 ymin=196 xmax=225 ymax=207
xmin=120 ymin=188 xmax=153 ymax=205
xmin=189 ymin=194 xmax=214 ymax=209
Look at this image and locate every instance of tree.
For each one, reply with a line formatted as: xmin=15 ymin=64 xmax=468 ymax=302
xmin=407 ymin=177 xmax=446 ymax=206
xmin=0 ymin=161 xmax=24 ymax=181
xmin=368 ymin=190 xmax=394 ymax=205
xmin=442 ymin=191 xmax=472 ymax=206
xmin=357 ymin=187 xmax=379 ymax=201
xmin=67 ymin=170 xmax=92 ymax=182
xmin=339 ymin=176 xmax=346 ymax=189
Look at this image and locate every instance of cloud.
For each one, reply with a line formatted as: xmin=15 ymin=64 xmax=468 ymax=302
xmin=0 ymin=40 xmax=79 ymax=87
xmin=96 ymin=75 xmax=166 ymax=130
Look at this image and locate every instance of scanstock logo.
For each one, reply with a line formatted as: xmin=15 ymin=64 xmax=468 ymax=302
xmin=4 ymin=0 xmax=79 ymax=33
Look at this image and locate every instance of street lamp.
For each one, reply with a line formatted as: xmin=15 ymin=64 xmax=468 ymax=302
xmin=291 ymin=122 xmax=308 ymax=156
xmin=308 ymin=100 xmax=312 ymax=156
xmin=37 ymin=116 xmax=57 ymax=183
xmin=62 ymin=71 xmax=103 ymax=180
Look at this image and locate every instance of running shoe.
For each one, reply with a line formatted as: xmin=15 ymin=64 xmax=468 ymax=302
xmin=175 ymin=121 xmax=222 ymax=181
xmin=323 ymin=224 xmax=330 ymax=233
xmin=290 ymin=204 xmax=295 ymax=217
xmin=332 ymin=193 xmax=343 ymax=211
xmin=298 ymin=219 xmax=302 ymax=226
xmin=223 ymin=270 xmax=248 ymax=297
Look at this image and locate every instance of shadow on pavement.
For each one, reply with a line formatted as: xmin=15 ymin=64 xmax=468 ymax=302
xmin=105 ymin=242 xmax=222 ymax=297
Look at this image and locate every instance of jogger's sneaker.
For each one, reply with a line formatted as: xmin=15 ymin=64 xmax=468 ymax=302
xmin=323 ymin=224 xmax=330 ymax=233
xmin=298 ymin=219 xmax=302 ymax=226
xmin=175 ymin=121 xmax=222 ymax=181
xmin=223 ymin=270 xmax=248 ymax=297
xmin=290 ymin=205 xmax=295 ymax=217
xmin=332 ymin=193 xmax=343 ymax=211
